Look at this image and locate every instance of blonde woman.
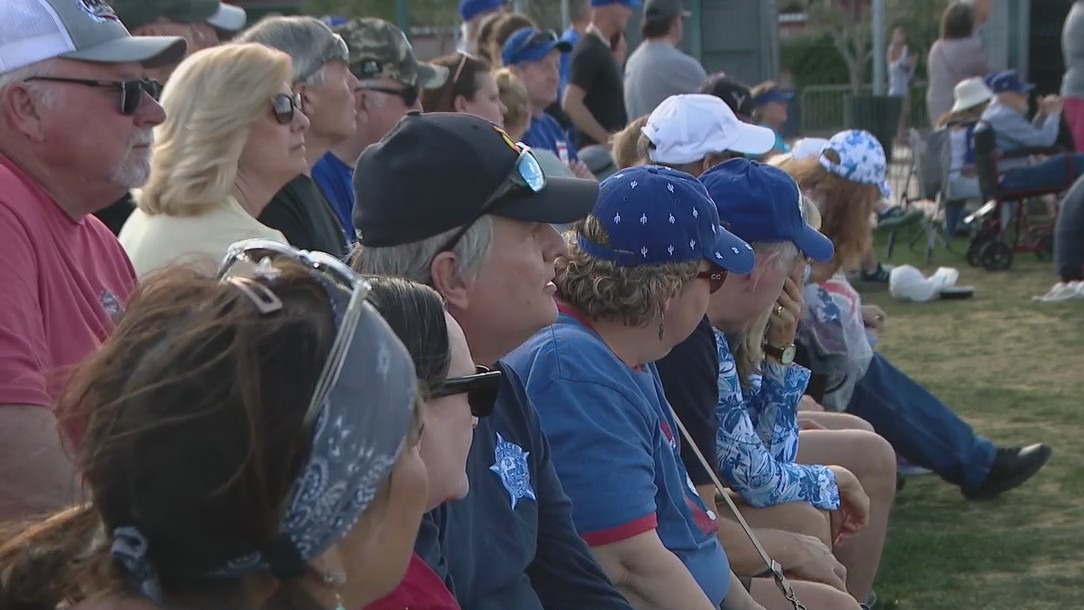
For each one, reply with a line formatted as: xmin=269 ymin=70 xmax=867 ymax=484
xmin=119 ymin=43 xmax=309 ymax=278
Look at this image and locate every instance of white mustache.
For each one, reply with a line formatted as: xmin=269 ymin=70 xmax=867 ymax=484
xmin=129 ymin=130 xmax=154 ymax=149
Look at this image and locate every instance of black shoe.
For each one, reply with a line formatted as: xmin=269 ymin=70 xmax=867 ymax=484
xmin=964 ymin=444 xmax=1052 ymax=500
xmin=860 ymin=263 xmax=892 ymax=283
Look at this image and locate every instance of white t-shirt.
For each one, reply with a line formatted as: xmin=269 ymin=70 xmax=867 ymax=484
xmin=119 ymin=196 xmax=287 ymax=279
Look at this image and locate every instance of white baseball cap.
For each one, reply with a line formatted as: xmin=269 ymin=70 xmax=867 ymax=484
xmin=792 ymin=137 xmax=830 ymax=160
xmin=207 ymin=3 xmax=248 ymax=32
xmin=0 ymin=0 xmax=186 ymax=75
xmin=642 ymin=94 xmax=776 ymax=165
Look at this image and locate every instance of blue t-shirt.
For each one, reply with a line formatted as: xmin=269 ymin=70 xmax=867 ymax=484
xmin=311 ymin=152 xmax=355 ymax=243
xmin=506 ymin=310 xmax=731 ymax=607
xmin=523 ymin=113 xmax=579 ymax=164
xmin=414 ymin=362 xmax=633 ymax=610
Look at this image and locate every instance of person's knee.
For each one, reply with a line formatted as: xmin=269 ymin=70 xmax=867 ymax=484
xmin=853 ymin=431 xmax=898 ymax=494
xmin=786 ymin=580 xmax=863 ymax=610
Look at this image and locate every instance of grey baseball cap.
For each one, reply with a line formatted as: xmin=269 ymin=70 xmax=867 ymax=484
xmin=0 ymin=0 xmax=187 ymax=75
xmin=644 ymin=0 xmax=690 ymax=22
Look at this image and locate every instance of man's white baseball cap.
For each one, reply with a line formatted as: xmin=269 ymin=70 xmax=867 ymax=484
xmin=0 ymin=0 xmax=186 ymax=75
xmin=206 ymin=3 xmax=248 ymax=32
xmin=642 ymin=94 xmax=776 ymax=165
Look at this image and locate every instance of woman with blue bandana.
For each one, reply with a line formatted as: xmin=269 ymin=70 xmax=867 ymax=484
xmin=785 ymin=130 xmax=1052 ymax=502
xmin=0 ymin=241 xmax=426 ymax=609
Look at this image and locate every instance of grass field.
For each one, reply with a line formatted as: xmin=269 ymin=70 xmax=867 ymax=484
xmin=855 ymin=228 xmax=1084 ymax=610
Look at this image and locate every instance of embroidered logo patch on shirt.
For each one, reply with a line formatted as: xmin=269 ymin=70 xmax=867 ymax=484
xmin=99 ymin=289 xmax=123 ymax=323
xmin=490 ymin=433 xmax=536 ymax=509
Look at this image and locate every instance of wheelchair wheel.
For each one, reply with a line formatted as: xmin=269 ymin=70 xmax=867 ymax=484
xmin=1035 ymin=235 xmax=1054 ymax=262
xmin=980 ymin=241 xmax=1013 ymax=271
xmin=966 ymin=241 xmax=986 ymax=267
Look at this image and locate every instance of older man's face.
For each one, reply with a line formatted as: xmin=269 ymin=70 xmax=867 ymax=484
xmin=36 ymin=59 xmax=166 ymax=191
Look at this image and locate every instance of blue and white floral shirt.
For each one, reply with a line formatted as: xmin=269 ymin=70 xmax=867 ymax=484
xmin=713 ymin=329 xmax=841 ymax=510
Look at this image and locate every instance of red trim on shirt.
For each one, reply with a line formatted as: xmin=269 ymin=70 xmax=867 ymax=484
xmin=555 ymin=301 xmax=644 ymax=371
xmin=364 ymin=553 xmax=460 ymax=610
xmin=581 ymin=513 xmax=659 ymax=546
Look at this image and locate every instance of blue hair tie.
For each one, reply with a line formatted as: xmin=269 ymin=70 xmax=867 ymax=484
xmin=111 ymin=526 xmax=164 ymax=601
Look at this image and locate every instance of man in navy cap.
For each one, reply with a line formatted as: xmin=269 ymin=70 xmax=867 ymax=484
xmin=980 ymin=69 xmax=1084 ymax=192
xmin=503 ymin=27 xmax=593 ymax=179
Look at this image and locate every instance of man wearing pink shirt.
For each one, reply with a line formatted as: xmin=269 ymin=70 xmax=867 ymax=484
xmin=0 ymin=0 xmax=184 ymax=520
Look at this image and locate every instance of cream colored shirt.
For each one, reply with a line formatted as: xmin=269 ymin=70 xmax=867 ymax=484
xmin=119 ymin=196 xmax=287 ymax=279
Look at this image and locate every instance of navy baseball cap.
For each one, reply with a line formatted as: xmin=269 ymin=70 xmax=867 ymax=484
xmin=985 ymin=69 xmax=1035 ymax=94
xmin=459 ymin=0 xmax=505 ymax=21
xmin=354 ymin=112 xmax=598 ymax=247
xmin=753 ymin=88 xmax=793 ymax=107
xmin=502 ymin=27 xmax=572 ymax=65
xmin=700 ymin=159 xmax=834 ymax=263
xmin=577 ymin=165 xmax=755 ymax=274
xmin=592 ymin=0 xmax=641 ymax=7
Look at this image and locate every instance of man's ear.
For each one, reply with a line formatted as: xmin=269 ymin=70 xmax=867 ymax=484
xmin=3 ymin=83 xmax=49 ymax=143
xmin=430 ymin=251 xmax=471 ymax=311
xmin=453 ymin=94 xmax=469 ymax=113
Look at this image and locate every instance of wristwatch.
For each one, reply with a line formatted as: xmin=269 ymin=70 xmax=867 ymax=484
xmin=764 ymin=343 xmax=796 ymax=365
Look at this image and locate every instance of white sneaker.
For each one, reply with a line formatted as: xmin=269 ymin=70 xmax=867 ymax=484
xmin=1034 ymin=282 xmax=1081 ymax=302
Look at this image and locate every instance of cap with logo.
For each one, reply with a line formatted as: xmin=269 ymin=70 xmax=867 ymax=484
xmin=577 ymin=165 xmax=755 ymax=274
xmin=501 ymin=27 xmax=572 ymax=66
xmin=984 ymin=69 xmax=1034 ymax=95
xmin=0 ymin=0 xmax=187 ymax=74
xmin=700 ymin=158 xmax=834 ymax=263
xmin=951 ymin=76 xmax=994 ymax=112
xmin=644 ymin=0 xmax=690 ymax=22
xmin=819 ymin=129 xmax=892 ymax=199
xmin=335 ymin=18 xmax=447 ymax=89
xmin=700 ymin=73 xmax=755 ymax=120
xmin=459 ymin=0 xmax=505 ymax=21
xmin=110 ymin=0 xmax=246 ymax=33
xmin=643 ymin=94 xmax=776 ymax=165
xmin=353 ymin=112 xmax=599 ymax=248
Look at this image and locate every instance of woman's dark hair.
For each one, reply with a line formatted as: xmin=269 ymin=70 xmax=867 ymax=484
xmin=940 ymin=2 xmax=975 ymax=40
xmin=492 ymin=14 xmax=537 ymax=65
xmin=0 ymin=264 xmax=338 ymax=609
xmin=476 ymin=11 xmax=505 ymax=65
xmin=364 ymin=277 xmax=451 ymax=392
xmin=422 ymin=53 xmax=495 ymax=113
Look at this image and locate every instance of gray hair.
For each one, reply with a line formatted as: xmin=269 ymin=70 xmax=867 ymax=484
xmin=755 ymin=240 xmax=800 ymax=271
xmin=0 ymin=61 xmax=59 ymax=107
xmin=352 ymin=216 xmax=495 ymax=286
xmin=731 ymin=239 xmax=801 ymax=385
xmin=235 ymin=16 xmax=334 ymax=85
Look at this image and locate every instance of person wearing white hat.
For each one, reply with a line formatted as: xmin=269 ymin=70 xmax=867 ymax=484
xmin=936 ymin=76 xmax=994 ymax=232
xmin=639 ymin=93 xmax=776 ymax=177
xmin=0 ymin=0 xmax=185 ymax=521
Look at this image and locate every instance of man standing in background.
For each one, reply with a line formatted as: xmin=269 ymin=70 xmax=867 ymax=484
xmin=622 ymin=0 xmax=705 ymax=120
xmin=563 ymin=0 xmax=635 ymax=150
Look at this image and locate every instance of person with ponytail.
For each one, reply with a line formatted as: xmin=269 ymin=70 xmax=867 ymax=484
xmin=0 ymin=240 xmax=427 ymax=610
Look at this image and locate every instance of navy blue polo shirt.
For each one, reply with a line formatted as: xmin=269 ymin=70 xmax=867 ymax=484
xmin=414 ymin=362 xmax=633 ymax=610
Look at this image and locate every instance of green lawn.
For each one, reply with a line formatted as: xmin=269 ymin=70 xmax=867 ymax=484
xmin=857 ymin=228 xmax=1084 ymax=610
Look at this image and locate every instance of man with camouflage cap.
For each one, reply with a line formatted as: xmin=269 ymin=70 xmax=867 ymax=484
xmin=313 ymin=17 xmax=447 ymax=240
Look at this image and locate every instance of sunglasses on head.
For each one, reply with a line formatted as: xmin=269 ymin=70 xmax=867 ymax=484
xmin=357 ymin=84 xmax=419 ymax=107
xmin=698 ymin=266 xmax=728 ymax=293
xmin=271 ymin=92 xmax=303 ymax=125
xmin=513 ymin=29 xmax=559 ymax=58
xmin=429 ymin=365 xmax=502 ymax=418
xmin=436 ymin=142 xmax=547 ymax=254
xmin=24 ymin=77 xmax=162 ymax=116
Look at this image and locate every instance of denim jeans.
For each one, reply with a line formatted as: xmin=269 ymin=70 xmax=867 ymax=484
xmin=846 ymin=353 xmax=997 ymax=493
xmin=1000 ymin=153 xmax=1084 ymax=192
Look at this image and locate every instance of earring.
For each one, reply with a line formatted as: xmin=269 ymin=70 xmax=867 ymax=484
xmin=334 ymin=592 xmax=345 ymax=610
xmin=322 ymin=571 xmax=346 ymax=610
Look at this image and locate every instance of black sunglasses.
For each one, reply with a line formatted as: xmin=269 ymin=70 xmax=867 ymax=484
xmin=24 ymin=76 xmax=161 ymax=116
xmin=697 ymin=266 xmax=728 ymax=293
xmin=436 ymin=142 xmax=546 ymax=254
xmin=429 ymin=365 xmax=502 ymax=418
xmin=357 ymin=84 xmax=419 ymax=107
xmin=270 ymin=92 xmax=303 ymax=125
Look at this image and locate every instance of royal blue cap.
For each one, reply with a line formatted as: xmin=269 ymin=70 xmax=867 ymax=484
xmin=700 ymin=159 xmax=834 ymax=263
xmin=502 ymin=27 xmax=572 ymax=65
xmin=459 ymin=0 xmax=504 ymax=21
xmin=577 ymin=165 xmax=755 ymax=273
xmin=591 ymin=0 xmax=641 ymax=7
xmin=752 ymin=88 xmax=793 ymax=107
xmin=985 ymin=69 xmax=1035 ymax=94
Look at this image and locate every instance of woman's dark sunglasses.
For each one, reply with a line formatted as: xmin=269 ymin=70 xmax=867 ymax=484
xmin=24 ymin=76 xmax=162 ymax=116
xmin=429 ymin=365 xmax=502 ymax=418
xmin=698 ymin=266 xmax=728 ymax=293
xmin=271 ymin=92 xmax=303 ymax=125
xmin=357 ymin=84 xmax=419 ymax=107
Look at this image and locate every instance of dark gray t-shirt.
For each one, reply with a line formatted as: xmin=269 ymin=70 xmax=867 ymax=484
xmin=623 ymin=40 xmax=708 ymax=120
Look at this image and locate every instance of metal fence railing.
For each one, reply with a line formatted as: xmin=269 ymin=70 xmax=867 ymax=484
xmin=798 ymin=82 xmax=930 ymax=137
